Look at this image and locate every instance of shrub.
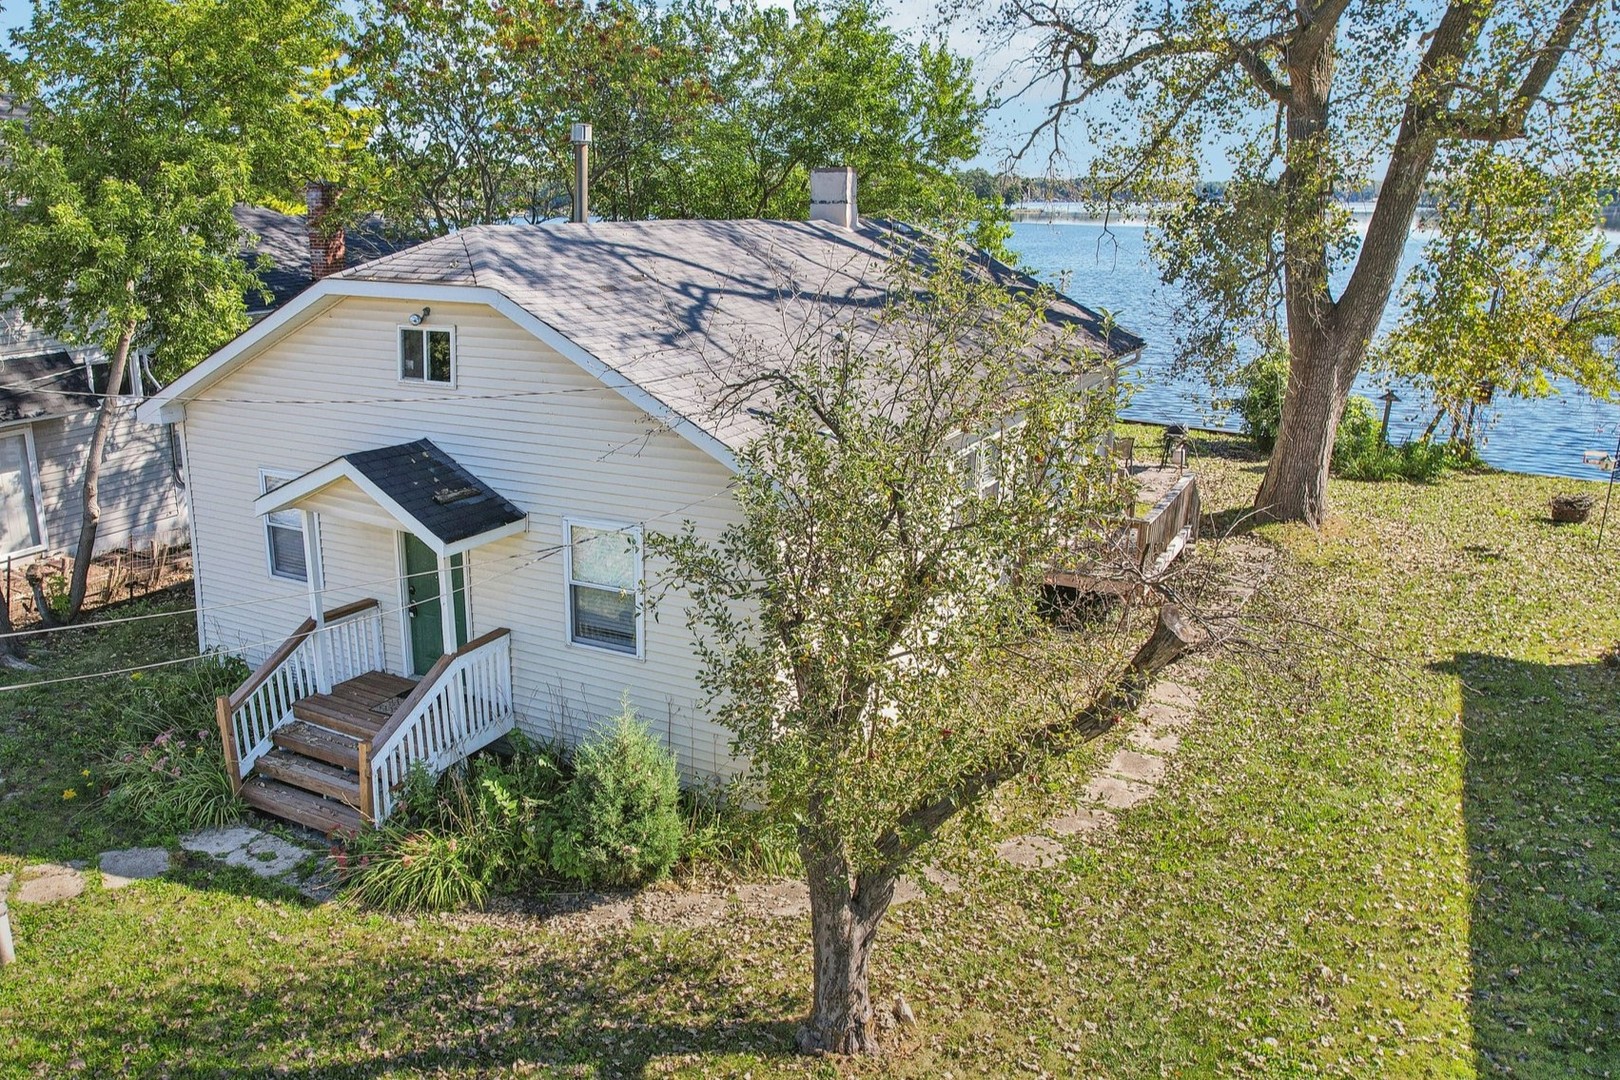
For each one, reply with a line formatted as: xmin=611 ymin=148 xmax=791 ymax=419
xmin=102 ymin=722 xmax=242 ymax=831
xmin=1331 ymin=396 xmax=1453 ymax=482
xmin=338 ymin=738 xmax=567 ymax=911
xmin=1231 ymin=347 xmax=1289 ymax=450
xmin=550 ymin=709 xmax=683 ymax=888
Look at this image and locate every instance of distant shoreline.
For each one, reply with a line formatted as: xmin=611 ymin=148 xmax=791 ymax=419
xmin=1008 ymin=204 xmax=1620 ymax=233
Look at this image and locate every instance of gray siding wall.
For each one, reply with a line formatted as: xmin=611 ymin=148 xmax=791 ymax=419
xmin=181 ymin=297 xmax=745 ymax=780
xmin=2 ymin=311 xmax=188 ymax=559
xmin=24 ymin=403 xmax=189 ymax=557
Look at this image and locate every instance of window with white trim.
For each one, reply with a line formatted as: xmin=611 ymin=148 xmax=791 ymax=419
xmin=261 ymin=471 xmax=307 ymax=581
xmin=398 ymin=326 xmax=454 ymax=384
xmin=0 ymin=431 xmax=44 ymax=557
xmin=565 ymin=520 xmax=643 ymax=655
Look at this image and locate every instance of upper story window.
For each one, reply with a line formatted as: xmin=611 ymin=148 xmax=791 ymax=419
xmin=399 ymin=326 xmax=454 ymax=385
xmin=564 ymin=520 xmax=643 ymax=657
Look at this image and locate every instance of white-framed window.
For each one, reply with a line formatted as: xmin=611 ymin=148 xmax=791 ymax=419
xmin=0 ymin=428 xmax=46 ymax=558
xmin=564 ymin=518 xmax=644 ymax=657
xmin=398 ymin=326 xmax=455 ymax=385
xmin=260 ymin=470 xmax=307 ymax=582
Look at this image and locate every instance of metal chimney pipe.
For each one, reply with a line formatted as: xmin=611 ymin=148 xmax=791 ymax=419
xmin=570 ymin=122 xmax=592 ymax=224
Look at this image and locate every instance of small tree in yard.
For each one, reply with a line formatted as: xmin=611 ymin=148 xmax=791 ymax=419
xmin=0 ymin=0 xmax=353 ymax=621
xmin=654 ymin=241 xmax=1196 ymax=1054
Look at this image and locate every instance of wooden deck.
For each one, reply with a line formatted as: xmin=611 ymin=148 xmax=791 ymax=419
xmin=1048 ymin=464 xmax=1200 ymax=592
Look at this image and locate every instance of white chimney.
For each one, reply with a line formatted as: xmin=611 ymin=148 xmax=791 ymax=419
xmin=810 ymin=167 xmax=857 ymax=229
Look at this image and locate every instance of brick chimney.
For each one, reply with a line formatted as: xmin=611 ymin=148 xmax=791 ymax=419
xmin=305 ymin=182 xmax=346 ymax=280
xmin=810 ymin=167 xmax=857 ymax=229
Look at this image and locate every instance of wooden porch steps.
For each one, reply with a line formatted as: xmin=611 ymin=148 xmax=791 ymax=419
xmin=242 ymin=671 xmax=418 ymax=834
xmin=255 ymin=747 xmax=363 ymax=805
xmin=242 ymin=776 xmax=365 ymax=836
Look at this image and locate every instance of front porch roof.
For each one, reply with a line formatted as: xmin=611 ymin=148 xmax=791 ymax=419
xmin=254 ymin=438 xmax=527 ymax=556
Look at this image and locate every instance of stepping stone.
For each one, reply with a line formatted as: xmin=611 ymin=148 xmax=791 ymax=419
xmin=14 ymin=863 xmax=85 ymax=904
xmin=1105 ymin=749 xmax=1167 ymax=785
xmin=223 ymin=833 xmax=308 ymax=878
xmin=890 ymin=877 xmax=925 ymax=907
xmin=1048 ymin=807 xmax=1114 ymax=836
xmin=995 ymin=835 xmax=1064 ymax=869
xmin=99 ymin=847 xmax=170 ymax=890
xmin=0 ymin=872 xmax=11 ymax=898
xmin=1147 ymin=681 xmax=1199 ymax=712
xmin=920 ymin=864 xmax=962 ymax=893
xmin=1083 ymin=775 xmax=1155 ymax=811
xmin=181 ymin=825 xmax=265 ymax=858
xmin=1137 ymin=700 xmax=1193 ymax=732
xmin=732 ymin=881 xmax=810 ymax=919
xmin=1128 ymin=727 xmax=1181 ymax=754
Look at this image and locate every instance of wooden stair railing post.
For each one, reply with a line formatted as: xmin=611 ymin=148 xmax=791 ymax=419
xmin=356 ymin=741 xmax=374 ymax=827
xmin=216 ymin=694 xmax=242 ymax=795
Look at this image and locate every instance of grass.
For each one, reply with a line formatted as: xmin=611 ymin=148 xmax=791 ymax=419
xmin=2 ymin=436 xmax=1617 ymax=1077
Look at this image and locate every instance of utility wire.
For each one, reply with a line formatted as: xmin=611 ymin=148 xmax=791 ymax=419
xmin=0 ymin=483 xmax=733 ymax=681
xmin=0 ymin=482 xmax=732 ymax=642
xmin=0 ymin=541 xmax=562 ymax=693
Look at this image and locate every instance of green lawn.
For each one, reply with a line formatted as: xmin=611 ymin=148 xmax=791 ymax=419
xmin=2 ymin=431 xmax=1616 ymax=1077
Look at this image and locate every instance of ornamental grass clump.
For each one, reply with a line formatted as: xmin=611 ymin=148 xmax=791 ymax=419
xmin=339 ymin=740 xmax=568 ymax=911
xmin=99 ymin=655 xmax=248 ymax=831
xmin=102 ymin=724 xmax=242 ymax=831
xmin=550 ymin=709 xmax=683 ymax=888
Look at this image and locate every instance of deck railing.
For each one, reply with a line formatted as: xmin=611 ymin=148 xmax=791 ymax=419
xmin=1130 ymin=475 xmax=1200 ymax=577
xmin=363 ymin=628 xmax=514 ymax=823
xmin=215 ymin=599 xmax=385 ymax=789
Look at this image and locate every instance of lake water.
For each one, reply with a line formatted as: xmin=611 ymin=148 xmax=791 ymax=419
xmin=1005 ymin=220 xmax=1620 ymax=480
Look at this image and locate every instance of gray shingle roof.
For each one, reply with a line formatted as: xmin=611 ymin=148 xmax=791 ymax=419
xmin=233 ymin=205 xmax=413 ymax=311
xmin=344 ymin=439 xmax=525 ymax=546
xmin=0 ymin=350 xmax=92 ymax=422
xmin=336 ymin=218 xmax=1142 ymax=452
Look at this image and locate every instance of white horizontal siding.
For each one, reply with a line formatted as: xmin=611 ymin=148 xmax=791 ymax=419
xmin=183 ymin=297 xmax=744 ymax=780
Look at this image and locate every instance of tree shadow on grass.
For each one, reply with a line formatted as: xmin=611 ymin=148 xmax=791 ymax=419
xmin=8 ymin=903 xmax=803 ymax=1078
xmin=1438 ymin=652 xmax=1620 ymax=1074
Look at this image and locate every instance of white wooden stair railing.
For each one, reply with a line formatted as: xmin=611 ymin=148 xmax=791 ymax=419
xmin=214 ymin=598 xmax=386 ymax=791
xmin=361 ymin=628 xmax=515 ymax=824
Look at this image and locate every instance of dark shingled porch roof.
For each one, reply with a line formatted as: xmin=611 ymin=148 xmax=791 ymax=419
xmin=343 ymin=439 xmax=525 ymax=546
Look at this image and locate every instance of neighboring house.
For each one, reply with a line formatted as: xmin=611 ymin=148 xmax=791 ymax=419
xmin=139 ymin=168 xmax=1147 ymax=833
xmin=0 ymin=167 xmax=405 ymax=569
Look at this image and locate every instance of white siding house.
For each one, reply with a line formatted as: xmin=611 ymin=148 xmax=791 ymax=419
xmin=140 ymin=172 xmax=1142 ymax=831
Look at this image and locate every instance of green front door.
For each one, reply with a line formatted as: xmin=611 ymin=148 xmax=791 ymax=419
xmin=403 ymin=533 xmax=469 ymax=676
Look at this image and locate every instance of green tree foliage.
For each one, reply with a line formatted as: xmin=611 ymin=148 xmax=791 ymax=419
xmin=997 ymin=0 xmax=1620 ymax=525
xmin=548 ymin=708 xmax=683 ymax=889
xmin=652 ymin=236 xmax=1184 ymax=1054
xmin=352 ymin=0 xmax=997 ymax=233
xmin=0 ymin=0 xmax=355 ymax=618
xmin=667 ymin=0 xmax=990 ymax=224
xmin=1384 ymin=149 xmax=1620 ymax=447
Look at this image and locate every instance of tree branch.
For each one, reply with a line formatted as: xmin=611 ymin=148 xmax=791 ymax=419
xmin=871 ymin=604 xmax=1196 ymax=872
xmin=1433 ymin=0 xmax=1599 ymax=141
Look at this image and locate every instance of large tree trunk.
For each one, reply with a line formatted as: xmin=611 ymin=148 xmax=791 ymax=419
xmin=796 ymin=837 xmax=894 ymax=1055
xmin=65 ymin=325 xmax=135 ymax=621
xmin=1252 ymin=334 xmax=1359 ymax=526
